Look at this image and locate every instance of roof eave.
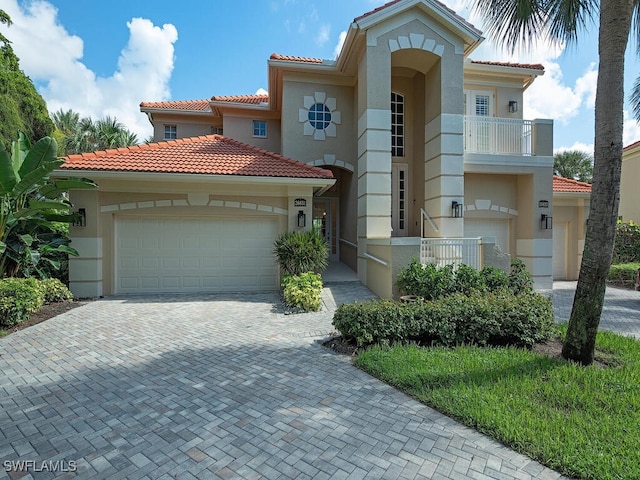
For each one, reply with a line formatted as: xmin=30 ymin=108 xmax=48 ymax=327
xmin=139 ymin=107 xmax=213 ymax=116
xmin=53 ymin=169 xmax=336 ymax=187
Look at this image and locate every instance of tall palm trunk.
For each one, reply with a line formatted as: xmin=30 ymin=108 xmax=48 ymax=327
xmin=562 ymin=0 xmax=635 ymax=365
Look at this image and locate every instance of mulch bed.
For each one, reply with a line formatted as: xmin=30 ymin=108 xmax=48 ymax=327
xmin=1 ymin=300 xmax=89 ymax=336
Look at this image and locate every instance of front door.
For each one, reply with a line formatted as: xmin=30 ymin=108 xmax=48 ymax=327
xmin=313 ymin=198 xmax=339 ymax=262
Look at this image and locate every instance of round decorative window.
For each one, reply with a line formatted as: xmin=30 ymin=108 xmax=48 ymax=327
xmin=308 ymin=103 xmax=332 ymax=130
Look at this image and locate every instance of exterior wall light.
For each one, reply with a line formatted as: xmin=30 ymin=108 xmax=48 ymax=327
xmin=541 ymin=214 xmax=553 ymax=230
xmin=508 ymin=101 xmax=518 ymax=113
xmin=297 ymin=210 xmax=306 ymax=228
xmin=451 ymin=201 xmax=463 ymax=218
xmin=73 ymin=208 xmax=86 ymax=227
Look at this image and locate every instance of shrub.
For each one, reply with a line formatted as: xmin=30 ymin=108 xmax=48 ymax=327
xmin=39 ymin=278 xmax=73 ymax=303
xmin=281 ymin=272 xmax=323 ymax=312
xmin=396 ymin=260 xmax=456 ymax=300
xmin=480 ymin=265 xmax=509 ymax=291
xmin=608 ymin=263 xmax=640 ymax=288
xmin=0 ymin=278 xmax=45 ymax=327
xmin=508 ymin=258 xmax=534 ymax=295
xmin=613 ymin=221 xmax=640 ymax=264
xmin=273 ymin=231 xmax=329 ymax=275
xmin=397 ymin=260 xmax=515 ymax=299
xmin=332 ymin=291 xmax=554 ymax=348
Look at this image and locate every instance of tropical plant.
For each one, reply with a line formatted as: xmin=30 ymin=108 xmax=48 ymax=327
xmin=0 ymin=132 xmax=96 ymax=278
xmin=64 ymin=115 xmax=138 ymax=155
xmin=553 ymin=150 xmax=593 ymax=183
xmin=472 ymin=0 xmax=638 ymax=365
xmin=273 ymin=230 xmax=329 ymax=275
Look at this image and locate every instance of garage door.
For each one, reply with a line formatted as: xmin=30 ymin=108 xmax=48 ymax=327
xmin=553 ymin=222 xmax=568 ymax=280
xmin=115 ymin=216 xmax=278 ymax=294
xmin=464 ymin=219 xmax=510 ymax=254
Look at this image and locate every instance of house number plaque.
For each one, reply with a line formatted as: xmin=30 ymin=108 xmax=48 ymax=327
xmin=294 ymin=198 xmax=307 ymax=207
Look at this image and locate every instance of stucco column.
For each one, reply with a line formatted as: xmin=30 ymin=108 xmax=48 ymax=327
xmin=423 ymin=54 xmax=465 ymax=238
xmin=356 ymin=43 xmax=392 ymax=282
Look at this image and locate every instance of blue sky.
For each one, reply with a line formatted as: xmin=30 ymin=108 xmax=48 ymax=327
xmin=3 ymin=0 xmax=640 ymax=150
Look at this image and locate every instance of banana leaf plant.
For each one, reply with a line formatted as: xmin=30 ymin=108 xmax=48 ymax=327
xmin=0 ymin=132 xmax=96 ymax=278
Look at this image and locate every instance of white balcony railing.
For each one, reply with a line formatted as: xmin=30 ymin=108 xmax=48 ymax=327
xmin=464 ymin=117 xmax=532 ymax=155
xmin=420 ymin=237 xmax=482 ymax=270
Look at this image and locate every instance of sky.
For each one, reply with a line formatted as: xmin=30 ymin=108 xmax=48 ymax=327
xmin=2 ymin=0 xmax=640 ymax=152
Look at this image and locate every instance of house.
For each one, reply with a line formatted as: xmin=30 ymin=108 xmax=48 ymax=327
xmin=58 ymin=0 xmax=559 ymax=299
xmin=552 ymin=176 xmax=591 ymax=280
xmin=619 ymin=140 xmax=640 ymax=223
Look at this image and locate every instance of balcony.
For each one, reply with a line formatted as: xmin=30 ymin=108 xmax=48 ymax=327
xmin=464 ymin=116 xmax=534 ymax=156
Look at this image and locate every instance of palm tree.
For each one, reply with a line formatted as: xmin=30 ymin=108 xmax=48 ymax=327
xmin=64 ymin=114 xmax=139 ymax=154
xmin=472 ymin=0 xmax=638 ymax=365
xmin=554 ymin=150 xmax=593 ymax=183
xmin=631 ymin=77 xmax=640 ymax=122
xmin=51 ymin=109 xmax=80 ymax=136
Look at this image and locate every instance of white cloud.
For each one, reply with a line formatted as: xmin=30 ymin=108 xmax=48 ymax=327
xmin=623 ymin=110 xmax=640 ymax=147
xmin=255 ymin=88 xmax=268 ymax=96
xmin=2 ymin=0 xmax=177 ymax=141
xmin=554 ymin=142 xmax=594 ymax=155
xmin=316 ymin=24 xmax=330 ymax=47
xmin=333 ymin=30 xmax=347 ymax=59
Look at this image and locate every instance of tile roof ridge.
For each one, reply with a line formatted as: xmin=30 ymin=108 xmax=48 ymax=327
xmin=139 ymin=99 xmax=210 ymax=107
xmin=269 ymin=53 xmax=325 ymax=64
xmin=469 ymin=60 xmax=545 ymax=70
xmin=624 ymin=139 xmax=640 ymax=150
xmin=553 ymin=175 xmax=591 ymax=187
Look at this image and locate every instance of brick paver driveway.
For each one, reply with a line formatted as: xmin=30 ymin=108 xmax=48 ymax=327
xmin=0 ymin=284 xmax=568 ymax=480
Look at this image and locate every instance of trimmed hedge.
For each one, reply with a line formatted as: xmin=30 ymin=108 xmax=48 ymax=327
xmin=396 ymin=258 xmax=531 ymax=299
xmin=281 ymin=272 xmax=323 ymax=312
xmin=332 ymin=291 xmax=554 ymax=348
xmin=613 ymin=221 xmax=640 ymax=264
xmin=0 ymin=277 xmax=73 ymax=327
xmin=608 ymin=263 xmax=640 ymax=289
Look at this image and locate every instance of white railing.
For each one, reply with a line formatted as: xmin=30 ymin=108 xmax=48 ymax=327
xmin=420 ymin=237 xmax=482 ymax=270
xmin=464 ymin=117 xmax=532 ymax=155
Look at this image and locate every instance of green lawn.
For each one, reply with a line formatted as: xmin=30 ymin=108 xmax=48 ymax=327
xmin=355 ymin=328 xmax=640 ymax=480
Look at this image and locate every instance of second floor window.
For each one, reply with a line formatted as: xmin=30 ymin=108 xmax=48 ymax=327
xmin=253 ymin=120 xmax=267 ymax=138
xmin=391 ymin=92 xmax=404 ymax=157
xmin=164 ymin=125 xmax=177 ymax=140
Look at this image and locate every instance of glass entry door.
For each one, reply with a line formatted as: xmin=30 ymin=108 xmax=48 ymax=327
xmin=313 ymin=198 xmax=339 ymax=262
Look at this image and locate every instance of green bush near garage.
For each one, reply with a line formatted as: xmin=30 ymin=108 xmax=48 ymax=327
xmin=281 ymin=272 xmax=323 ymax=312
xmin=0 ymin=277 xmax=73 ymax=327
xmin=607 ymin=262 xmax=640 ymax=288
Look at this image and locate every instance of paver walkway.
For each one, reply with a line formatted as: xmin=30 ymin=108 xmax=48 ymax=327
xmin=0 ymin=281 xmax=607 ymax=480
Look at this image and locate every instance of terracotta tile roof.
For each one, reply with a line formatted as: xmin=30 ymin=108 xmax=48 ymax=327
xmin=624 ymin=140 xmax=640 ymax=151
xmin=269 ymin=53 xmax=324 ymax=64
xmin=60 ymin=135 xmax=334 ymax=179
xmin=354 ymin=0 xmax=481 ymax=35
xmin=210 ymin=94 xmax=269 ymax=104
xmin=139 ymin=100 xmax=211 ymax=111
xmin=553 ymin=176 xmax=592 ymax=193
xmin=470 ymin=60 xmax=545 ymax=71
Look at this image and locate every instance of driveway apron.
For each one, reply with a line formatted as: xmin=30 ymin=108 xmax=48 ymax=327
xmin=0 ymin=283 xmax=570 ymax=480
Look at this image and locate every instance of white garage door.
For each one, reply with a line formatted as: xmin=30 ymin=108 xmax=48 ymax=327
xmin=553 ymin=222 xmax=568 ymax=280
xmin=115 ymin=216 xmax=278 ymax=294
xmin=464 ymin=219 xmax=510 ymax=254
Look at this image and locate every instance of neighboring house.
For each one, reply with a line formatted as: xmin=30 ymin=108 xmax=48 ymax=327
xmin=552 ymin=176 xmax=591 ymax=281
xmin=620 ymin=140 xmax=640 ymax=223
xmin=58 ymin=0 xmax=560 ymax=298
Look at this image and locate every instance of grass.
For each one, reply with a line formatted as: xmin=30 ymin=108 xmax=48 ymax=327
xmin=0 ymin=329 xmax=6 ymax=338
xmin=354 ymin=327 xmax=640 ymax=480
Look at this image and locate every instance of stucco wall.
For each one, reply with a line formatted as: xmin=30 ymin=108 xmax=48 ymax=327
xmin=67 ymin=178 xmax=315 ymax=297
xmin=223 ymin=114 xmax=282 ymax=154
xmin=620 ymin=145 xmax=640 ymax=222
